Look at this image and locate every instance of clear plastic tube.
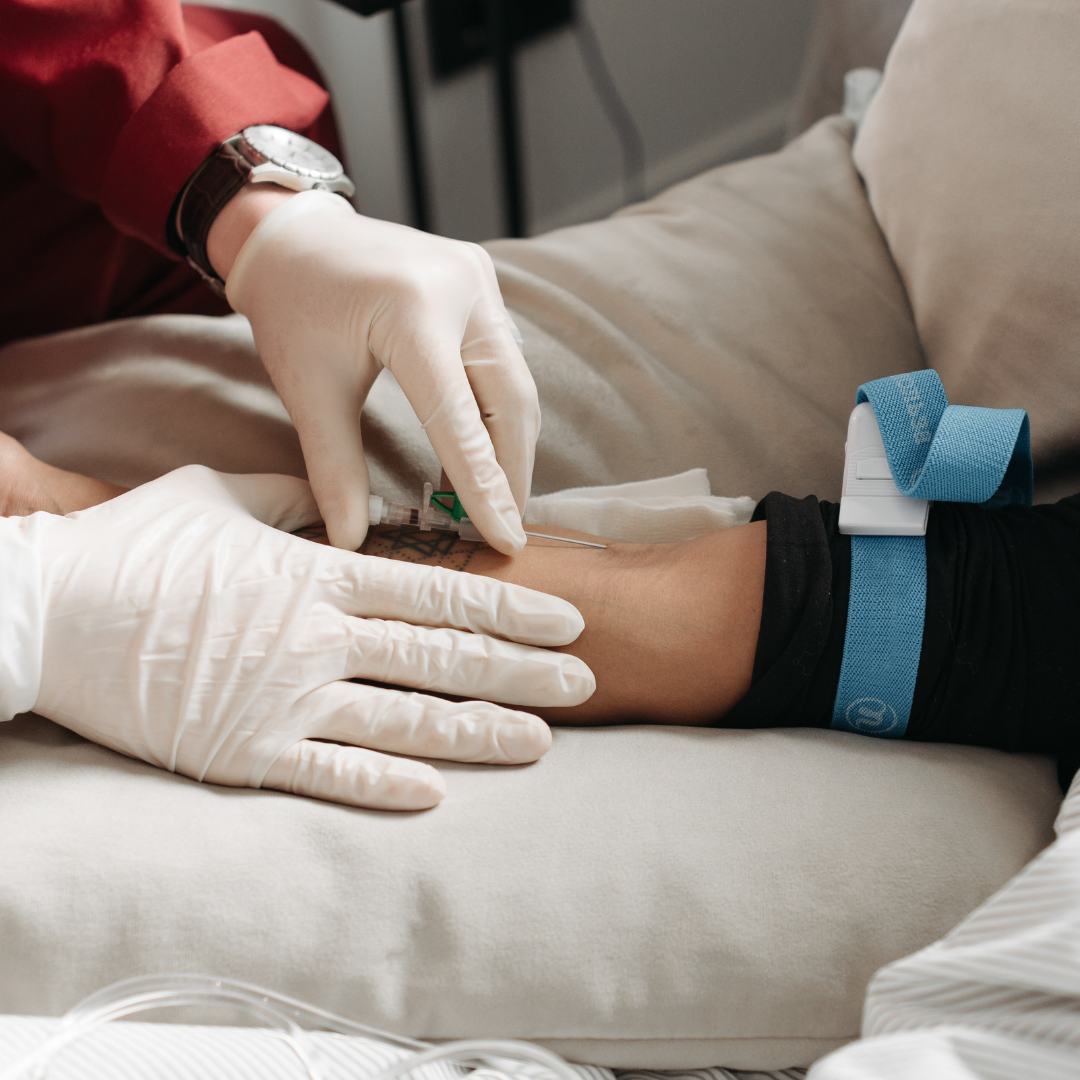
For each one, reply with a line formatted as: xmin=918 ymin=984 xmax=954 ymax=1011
xmin=0 ymin=974 xmax=580 ymax=1080
xmin=0 ymin=975 xmax=324 ymax=1080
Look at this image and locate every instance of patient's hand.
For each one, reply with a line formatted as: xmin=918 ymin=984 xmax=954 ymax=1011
xmin=297 ymin=520 xmax=766 ymax=726
xmin=0 ymin=432 xmax=126 ymax=517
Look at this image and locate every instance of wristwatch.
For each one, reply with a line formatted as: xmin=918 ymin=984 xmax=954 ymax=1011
xmin=168 ymin=125 xmax=355 ymax=297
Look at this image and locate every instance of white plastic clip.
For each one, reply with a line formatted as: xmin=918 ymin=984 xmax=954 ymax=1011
xmin=838 ymin=402 xmax=929 ymax=536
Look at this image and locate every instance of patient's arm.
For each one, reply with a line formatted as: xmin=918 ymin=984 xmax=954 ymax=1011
xmin=338 ymin=521 xmax=767 ymax=726
xmin=10 ymin=446 xmax=763 ymax=725
xmin=0 ymin=431 xmax=126 ymax=517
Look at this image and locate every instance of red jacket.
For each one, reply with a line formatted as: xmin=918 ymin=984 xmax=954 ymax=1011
xmin=0 ymin=1 xmax=339 ymax=346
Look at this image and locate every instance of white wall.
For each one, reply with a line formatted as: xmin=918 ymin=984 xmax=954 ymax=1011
xmin=209 ymin=0 xmax=815 ymax=240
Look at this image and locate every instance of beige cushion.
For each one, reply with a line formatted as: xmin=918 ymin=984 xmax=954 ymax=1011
xmin=0 ymin=117 xmax=922 ymax=508
xmin=489 ymin=115 xmax=925 ymax=504
xmin=0 ymin=715 xmax=1059 ymax=1071
xmin=853 ymin=0 xmax=1080 ymax=494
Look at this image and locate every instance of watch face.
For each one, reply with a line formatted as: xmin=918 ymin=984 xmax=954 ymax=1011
xmin=241 ymin=125 xmax=343 ymax=180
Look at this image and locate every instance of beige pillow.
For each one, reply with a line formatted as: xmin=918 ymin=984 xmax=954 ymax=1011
xmin=0 ymin=117 xmax=922 ymax=508
xmin=853 ymin=0 xmax=1080 ymax=491
xmin=489 ymin=115 xmax=925 ymax=504
xmin=0 ymin=716 xmax=1059 ymax=1071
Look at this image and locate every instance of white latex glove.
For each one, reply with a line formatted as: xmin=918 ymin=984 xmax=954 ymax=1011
xmin=0 ymin=466 xmax=593 ymax=810
xmin=226 ymin=190 xmax=537 ymax=555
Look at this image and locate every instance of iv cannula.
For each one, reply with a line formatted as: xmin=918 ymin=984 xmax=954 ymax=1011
xmin=368 ymin=485 xmax=608 ymax=549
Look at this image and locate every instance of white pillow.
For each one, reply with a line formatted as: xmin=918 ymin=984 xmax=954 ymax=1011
xmin=0 ymin=715 xmax=1058 ymax=1071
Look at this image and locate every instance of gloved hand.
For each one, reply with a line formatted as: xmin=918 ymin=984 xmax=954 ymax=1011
xmin=226 ymin=190 xmax=537 ymax=555
xmin=0 ymin=466 xmax=593 ymax=810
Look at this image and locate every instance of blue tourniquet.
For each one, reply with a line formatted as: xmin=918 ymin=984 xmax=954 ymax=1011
xmin=831 ymin=371 xmax=1032 ymax=738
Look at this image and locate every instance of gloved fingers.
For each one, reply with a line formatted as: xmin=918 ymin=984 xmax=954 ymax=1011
xmin=459 ymin=245 xmax=537 ymax=513
xmin=394 ymin=338 xmax=526 ymax=555
xmin=459 ymin=244 xmax=539 ymax=513
xmin=339 ymin=618 xmax=595 ymax=707
xmin=262 ymin=738 xmax=446 ymax=810
xmin=471 ymin=243 xmax=526 ymax=351
xmin=506 ymin=312 xmax=525 ymax=350
xmin=279 ymin=364 xmax=380 ymax=552
xmin=319 ymin=555 xmax=585 ymax=646
xmin=211 ymin=471 xmax=322 ymax=532
xmin=459 ymin=307 xmax=540 ymax=514
xmin=301 ymin=679 xmax=552 ymax=764
xmin=65 ymin=465 xmax=322 ymax=533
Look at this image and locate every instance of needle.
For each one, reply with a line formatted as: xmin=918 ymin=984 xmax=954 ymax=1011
xmin=523 ymin=531 xmax=607 ymax=549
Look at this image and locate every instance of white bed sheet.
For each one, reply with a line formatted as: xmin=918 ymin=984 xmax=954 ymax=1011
xmin=0 ymin=1016 xmax=806 ymax=1080
xmin=807 ymin=773 xmax=1080 ymax=1079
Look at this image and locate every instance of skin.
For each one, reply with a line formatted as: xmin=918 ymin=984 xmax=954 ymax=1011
xmin=0 ymin=431 xmax=125 ymax=517
xmin=206 ymin=182 xmax=295 ymax=280
xmin=307 ymin=519 xmax=767 ymax=726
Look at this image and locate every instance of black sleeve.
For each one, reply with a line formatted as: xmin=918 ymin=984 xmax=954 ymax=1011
xmin=720 ymin=492 xmax=848 ymax=731
xmin=719 ymin=490 xmax=1080 ymax=784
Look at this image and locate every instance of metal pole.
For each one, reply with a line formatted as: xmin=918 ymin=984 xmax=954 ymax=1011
xmin=391 ymin=0 xmax=432 ymax=231
xmin=485 ymin=0 xmax=526 ymax=237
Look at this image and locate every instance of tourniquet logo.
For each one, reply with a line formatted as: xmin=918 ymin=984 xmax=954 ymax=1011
xmin=844 ymin=697 xmax=899 ymax=734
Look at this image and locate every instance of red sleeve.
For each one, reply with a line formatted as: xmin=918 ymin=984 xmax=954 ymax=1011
xmin=0 ymin=0 xmax=330 ymax=254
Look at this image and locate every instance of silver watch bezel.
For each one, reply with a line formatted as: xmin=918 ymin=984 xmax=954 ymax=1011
xmin=238 ymin=125 xmax=349 ymax=185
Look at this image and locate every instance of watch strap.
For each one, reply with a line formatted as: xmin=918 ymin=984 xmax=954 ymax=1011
xmin=167 ymin=136 xmax=252 ymax=298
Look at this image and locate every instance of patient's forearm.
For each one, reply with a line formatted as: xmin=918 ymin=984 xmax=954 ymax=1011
xmin=305 ymin=482 xmax=1080 ymax=762
xmin=349 ymin=522 xmax=767 ymax=726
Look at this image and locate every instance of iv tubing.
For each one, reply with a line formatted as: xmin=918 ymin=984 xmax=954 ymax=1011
xmin=0 ymin=974 xmax=582 ymax=1080
xmin=0 ymin=977 xmax=325 ymax=1080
